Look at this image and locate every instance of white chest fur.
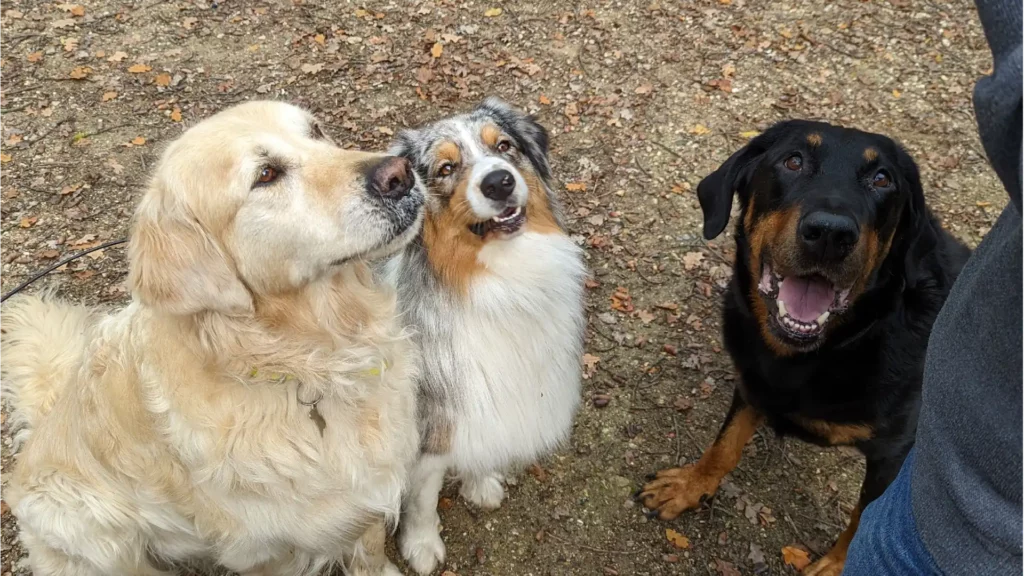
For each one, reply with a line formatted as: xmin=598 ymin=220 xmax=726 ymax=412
xmin=446 ymin=231 xmax=586 ymax=474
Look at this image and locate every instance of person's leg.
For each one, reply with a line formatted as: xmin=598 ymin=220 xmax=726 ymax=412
xmin=843 ymin=450 xmax=943 ymax=575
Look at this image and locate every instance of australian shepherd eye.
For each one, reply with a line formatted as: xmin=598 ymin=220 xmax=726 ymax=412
xmin=784 ymin=154 xmax=803 ymax=171
xmin=254 ymin=166 xmax=280 ymax=186
xmin=496 ymin=140 xmax=513 ymax=153
xmin=872 ymin=170 xmax=892 ymax=188
xmin=438 ymin=162 xmax=456 ymax=177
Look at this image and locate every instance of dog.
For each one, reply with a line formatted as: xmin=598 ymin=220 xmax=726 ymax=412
xmin=383 ymin=98 xmax=586 ymax=575
xmin=638 ymin=121 xmax=970 ymax=576
xmin=2 ymin=101 xmax=426 ymax=576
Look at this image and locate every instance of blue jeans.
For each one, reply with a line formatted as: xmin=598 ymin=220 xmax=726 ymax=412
xmin=844 ymin=450 xmax=943 ymax=575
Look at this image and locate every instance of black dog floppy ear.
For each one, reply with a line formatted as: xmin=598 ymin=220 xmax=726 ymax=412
xmin=697 ymin=143 xmax=762 ymax=240
xmin=475 ymin=97 xmax=551 ymax=181
xmin=696 ymin=124 xmax=795 ymax=240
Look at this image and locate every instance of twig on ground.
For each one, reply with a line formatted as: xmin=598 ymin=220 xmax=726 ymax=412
xmin=545 ymin=532 xmax=638 ymax=555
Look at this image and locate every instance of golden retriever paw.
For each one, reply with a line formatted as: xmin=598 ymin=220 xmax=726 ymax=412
xmin=802 ymin=552 xmax=844 ymax=576
xmin=399 ymin=523 xmax=446 ymax=576
xmin=636 ymin=465 xmax=719 ymax=520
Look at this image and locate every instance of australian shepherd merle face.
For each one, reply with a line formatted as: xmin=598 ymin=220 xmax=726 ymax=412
xmin=698 ymin=120 xmax=926 ymax=354
xmin=389 ymin=98 xmax=562 ymax=291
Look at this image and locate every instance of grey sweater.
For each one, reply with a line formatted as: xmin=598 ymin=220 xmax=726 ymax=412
xmin=911 ymin=0 xmax=1023 ymax=574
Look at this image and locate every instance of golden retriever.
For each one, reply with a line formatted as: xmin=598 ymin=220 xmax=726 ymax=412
xmin=1 ymin=101 xmax=425 ymax=576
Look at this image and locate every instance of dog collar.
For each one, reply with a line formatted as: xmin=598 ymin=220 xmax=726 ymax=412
xmin=245 ymin=362 xmax=390 ymax=437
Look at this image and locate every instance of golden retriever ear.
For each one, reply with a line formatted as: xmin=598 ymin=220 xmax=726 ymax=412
xmin=128 ymin=188 xmax=252 ymax=316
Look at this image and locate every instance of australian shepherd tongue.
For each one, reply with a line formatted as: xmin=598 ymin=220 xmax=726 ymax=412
xmin=778 ymin=276 xmax=834 ymax=323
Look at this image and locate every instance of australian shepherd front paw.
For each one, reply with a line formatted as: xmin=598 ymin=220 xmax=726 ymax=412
xmin=459 ymin=472 xmax=506 ymax=510
xmin=399 ymin=521 xmax=446 ymax=576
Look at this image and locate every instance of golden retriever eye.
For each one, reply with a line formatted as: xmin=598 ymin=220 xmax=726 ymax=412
xmin=438 ymin=162 xmax=455 ymax=177
xmin=256 ymin=166 xmax=280 ymax=185
xmin=496 ymin=140 xmax=512 ymax=153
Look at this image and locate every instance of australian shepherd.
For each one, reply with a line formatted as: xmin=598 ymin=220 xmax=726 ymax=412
xmin=384 ymin=98 xmax=586 ymax=575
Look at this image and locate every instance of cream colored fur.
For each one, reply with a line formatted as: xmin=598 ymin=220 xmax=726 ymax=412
xmin=1 ymin=101 xmax=424 ymax=576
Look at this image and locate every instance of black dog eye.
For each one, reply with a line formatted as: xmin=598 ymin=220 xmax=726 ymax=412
xmin=496 ymin=140 xmax=512 ymax=153
xmin=872 ymin=170 xmax=892 ymax=188
xmin=784 ymin=154 xmax=803 ymax=171
xmin=255 ymin=166 xmax=280 ymax=186
xmin=438 ymin=162 xmax=456 ymax=177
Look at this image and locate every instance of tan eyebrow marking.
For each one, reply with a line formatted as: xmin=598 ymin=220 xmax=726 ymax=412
xmin=436 ymin=141 xmax=461 ymax=166
xmin=806 ymin=133 xmax=822 ymax=146
xmin=480 ymin=123 xmax=501 ymax=148
xmin=863 ymin=147 xmax=878 ymax=161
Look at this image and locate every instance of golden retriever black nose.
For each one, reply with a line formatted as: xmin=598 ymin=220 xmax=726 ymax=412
xmin=368 ymin=156 xmax=415 ymax=199
xmin=799 ymin=211 xmax=859 ymax=262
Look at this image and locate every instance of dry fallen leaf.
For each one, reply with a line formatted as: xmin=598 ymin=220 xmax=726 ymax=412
xmin=69 ymin=66 xmax=92 ymax=79
xmin=27 ymin=51 xmax=43 ymax=63
xmin=101 ymin=91 xmax=118 ymax=102
xmin=300 ymin=62 xmax=324 ymax=74
xmin=155 ymin=73 xmax=171 ymax=86
xmin=127 ymin=63 xmax=152 ymax=73
xmin=19 ymin=216 xmax=38 ymax=228
xmin=714 ymin=559 xmax=741 ymax=576
xmin=130 ymin=136 xmax=146 ymax=146
xmin=610 ymin=286 xmax=634 ymax=313
xmin=683 ymin=251 xmax=705 ymax=270
xmin=182 ymin=16 xmax=199 ymax=29
xmin=170 ymin=107 xmax=182 ymax=122
xmin=106 ymin=158 xmax=125 ymax=175
xmin=565 ymin=182 xmax=587 ymax=192
xmin=0 ymin=153 xmax=11 ymax=163
xmin=638 ymin=309 xmax=656 ymax=324
xmin=6 ymin=134 xmax=23 ymax=146
xmin=581 ymin=353 xmax=600 ymax=379
xmin=314 ymin=33 xmax=325 ymax=46
xmin=740 ymin=130 xmax=760 ymax=139
xmin=781 ymin=546 xmax=811 ymax=570
xmin=690 ymin=124 xmax=711 ymax=136
xmin=634 ymin=82 xmax=654 ymax=95
xmin=539 ymin=94 xmax=552 ymax=105
xmin=430 ymin=42 xmax=443 ymax=58
xmin=484 ymin=7 xmax=503 ymax=16
xmin=87 ymin=249 xmax=105 ymax=260
xmin=665 ymin=529 xmax=690 ymax=549
xmin=107 ymin=51 xmax=128 ymax=62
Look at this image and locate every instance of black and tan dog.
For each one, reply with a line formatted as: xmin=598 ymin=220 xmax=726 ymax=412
xmin=638 ymin=121 xmax=970 ymax=575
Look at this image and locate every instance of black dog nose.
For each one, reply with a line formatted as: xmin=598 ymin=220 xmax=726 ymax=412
xmin=367 ymin=156 xmax=414 ymax=200
xmin=799 ymin=211 xmax=860 ymax=261
xmin=481 ymin=169 xmax=516 ymax=201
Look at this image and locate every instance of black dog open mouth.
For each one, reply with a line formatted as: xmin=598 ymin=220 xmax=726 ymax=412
xmin=469 ymin=206 xmax=526 ymax=237
xmin=758 ymin=262 xmax=851 ymax=340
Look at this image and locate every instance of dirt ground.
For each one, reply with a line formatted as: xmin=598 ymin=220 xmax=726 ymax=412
xmin=0 ymin=0 xmax=1007 ymax=575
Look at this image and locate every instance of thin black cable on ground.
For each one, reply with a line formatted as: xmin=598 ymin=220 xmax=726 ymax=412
xmin=0 ymin=238 xmax=128 ymax=304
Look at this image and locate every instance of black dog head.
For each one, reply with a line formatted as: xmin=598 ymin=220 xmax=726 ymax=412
xmin=698 ymin=120 xmax=926 ymax=353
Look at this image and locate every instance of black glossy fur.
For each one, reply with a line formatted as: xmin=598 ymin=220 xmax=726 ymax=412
xmin=702 ymin=121 xmax=970 ymax=520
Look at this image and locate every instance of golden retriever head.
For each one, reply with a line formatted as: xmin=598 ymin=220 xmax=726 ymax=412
xmin=128 ymin=101 xmax=425 ymax=316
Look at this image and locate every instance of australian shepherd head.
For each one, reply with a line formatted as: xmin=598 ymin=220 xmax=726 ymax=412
xmin=389 ymin=98 xmax=563 ymax=292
